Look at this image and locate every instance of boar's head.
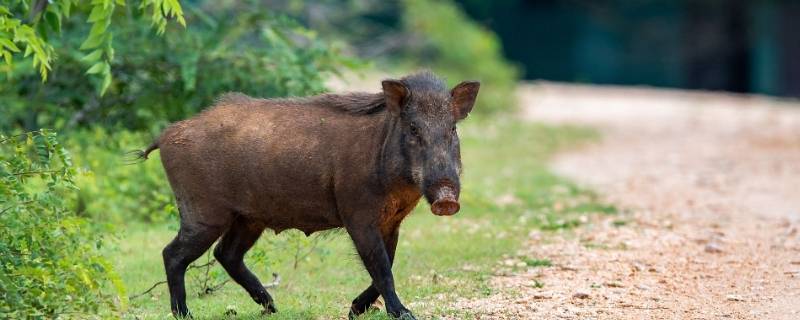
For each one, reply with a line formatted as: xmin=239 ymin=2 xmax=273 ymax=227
xmin=382 ymin=72 xmax=480 ymax=216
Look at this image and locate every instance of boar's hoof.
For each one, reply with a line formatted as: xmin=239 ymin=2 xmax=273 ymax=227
xmin=348 ymin=305 xmax=379 ymax=319
xmin=171 ymin=309 xmax=192 ymax=319
xmin=395 ymin=311 xmax=416 ymax=320
xmin=261 ymin=302 xmax=277 ymax=315
xmin=387 ymin=308 xmax=416 ymax=320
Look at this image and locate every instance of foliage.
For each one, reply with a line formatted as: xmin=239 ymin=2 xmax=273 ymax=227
xmin=0 ymin=0 xmax=185 ymax=94
xmin=402 ymin=0 xmax=519 ymax=114
xmin=1 ymin=1 xmax=354 ymax=131
xmin=0 ymin=130 xmax=126 ymax=318
xmin=266 ymin=0 xmax=518 ymax=114
xmin=65 ymin=128 xmax=174 ymax=224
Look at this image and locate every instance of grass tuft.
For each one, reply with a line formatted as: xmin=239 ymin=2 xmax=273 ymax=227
xmin=524 ymin=258 xmax=553 ymax=268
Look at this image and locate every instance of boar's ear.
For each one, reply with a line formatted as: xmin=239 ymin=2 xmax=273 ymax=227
xmin=450 ymin=81 xmax=480 ymax=120
xmin=382 ymin=80 xmax=409 ymax=115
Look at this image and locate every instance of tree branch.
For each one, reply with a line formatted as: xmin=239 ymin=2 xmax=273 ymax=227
xmin=12 ymin=169 xmax=63 ymax=177
xmin=129 ymin=281 xmax=167 ymax=300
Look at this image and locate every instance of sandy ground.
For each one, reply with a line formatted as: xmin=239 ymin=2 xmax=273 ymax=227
xmin=328 ymin=73 xmax=800 ymax=319
xmin=453 ymin=83 xmax=800 ymax=319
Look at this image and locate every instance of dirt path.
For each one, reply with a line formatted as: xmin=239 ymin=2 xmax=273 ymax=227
xmin=454 ymin=83 xmax=800 ymax=319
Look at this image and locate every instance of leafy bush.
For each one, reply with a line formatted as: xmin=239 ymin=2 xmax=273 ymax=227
xmin=267 ymin=0 xmax=519 ymax=114
xmin=0 ymin=0 xmax=186 ymax=92
xmin=1 ymin=1 xmax=353 ymax=132
xmin=65 ymin=129 xmax=175 ymax=224
xmin=0 ymin=130 xmax=126 ymax=318
xmin=402 ymin=0 xmax=519 ymax=114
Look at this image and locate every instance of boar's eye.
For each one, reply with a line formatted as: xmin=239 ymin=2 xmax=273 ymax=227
xmin=410 ymin=123 xmax=420 ymax=137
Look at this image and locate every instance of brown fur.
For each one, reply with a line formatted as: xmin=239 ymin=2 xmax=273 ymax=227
xmin=156 ymin=91 xmax=415 ymax=233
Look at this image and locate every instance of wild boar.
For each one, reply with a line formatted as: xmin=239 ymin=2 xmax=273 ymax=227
xmin=139 ymin=71 xmax=479 ymax=319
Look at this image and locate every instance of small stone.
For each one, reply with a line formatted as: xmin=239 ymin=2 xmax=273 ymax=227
xmin=705 ymin=243 xmax=724 ymax=253
xmin=648 ymin=266 xmax=663 ymax=273
xmin=461 ymin=264 xmax=478 ymax=271
xmin=559 ymin=265 xmax=579 ymax=271
xmin=573 ymin=291 xmax=590 ymax=299
xmin=726 ymin=294 xmax=745 ymax=302
xmin=503 ymin=259 xmax=517 ymax=266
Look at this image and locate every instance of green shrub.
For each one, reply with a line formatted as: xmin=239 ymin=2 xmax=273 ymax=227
xmin=0 ymin=130 xmax=126 ymax=318
xmin=402 ymin=0 xmax=519 ymax=114
xmin=65 ymin=129 xmax=174 ymax=224
xmin=1 ymin=1 xmax=354 ymax=132
xmin=0 ymin=0 xmax=186 ymax=91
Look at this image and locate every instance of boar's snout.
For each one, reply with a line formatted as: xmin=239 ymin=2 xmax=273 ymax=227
xmin=427 ymin=182 xmax=460 ymax=216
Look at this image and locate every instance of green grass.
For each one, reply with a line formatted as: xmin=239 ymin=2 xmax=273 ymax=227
xmin=109 ymin=117 xmax=609 ymax=319
xmin=523 ymin=258 xmax=552 ymax=268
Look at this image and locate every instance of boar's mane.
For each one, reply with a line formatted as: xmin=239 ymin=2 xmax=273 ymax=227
xmin=213 ymin=71 xmax=446 ymax=116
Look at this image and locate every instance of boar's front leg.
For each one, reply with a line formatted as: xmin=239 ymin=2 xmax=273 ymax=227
xmin=345 ymin=220 xmax=414 ymax=319
xmin=349 ymin=227 xmax=399 ymax=318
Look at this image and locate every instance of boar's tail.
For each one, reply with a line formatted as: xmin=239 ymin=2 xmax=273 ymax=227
xmin=139 ymin=142 xmax=160 ymax=160
xmin=124 ymin=141 xmax=159 ymax=165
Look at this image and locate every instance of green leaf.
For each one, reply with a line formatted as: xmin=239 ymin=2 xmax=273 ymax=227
xmin=0 ymin=39 xmax=20 ymax=52
xmin=33 ymin=135 xmax=49 ymax=164
xmin=22 ymin=45 xmax=33 ymax=58
xmin=99 ymin=72 xmax=112 ymax=95
xmin=2 ymin=51 xmax=12 ymax=65
xmin=81 ymin=49 xmax=103 ymax=62
xmin=85 ymin=61 xmax=106 ymax=74
xmin=45 ymin=11 xmax=61 ymax=34
xmin=35 ymin=21 xmax=49 ymax=42
xmin=79 ymin=31 xmax=106 ymax=50
xmin=62 ymin=1 xmax=72 ymax=17
xmin=88 ymin=18 xmax=109 ymax=36
xmin=87 ymin=6 xmax=107 ymax=23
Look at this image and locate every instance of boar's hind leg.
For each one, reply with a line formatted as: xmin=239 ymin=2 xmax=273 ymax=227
xmin=213 ymin=216 xmax=277 ymax=314
xmin=349 ymin=227 xmax=400 ymax=319
xmin=163 ymin=221 xmax=227 ymax=318
xmin=346 ymin=221 xmax=415 ymax=320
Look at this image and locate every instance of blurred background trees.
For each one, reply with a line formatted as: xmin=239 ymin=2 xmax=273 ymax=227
xmin=455 ymin=0 xmax=800 ymax=97
xmin=1 ymin=0 xmax=520 ymax=133
xmin=1 ymin=1 xmax=352 ymax=132
xmin=266 ymin=0 xmax=520 ymax=113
